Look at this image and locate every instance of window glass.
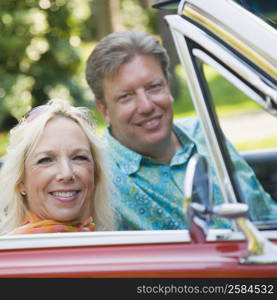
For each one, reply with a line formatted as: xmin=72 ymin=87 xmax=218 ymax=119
xmin=201 ymin=63 xmax=277 ymax=227
xmin=233 ymin=0 xmax=277 ymax=29
xmin=202 ymin=64 xmax=277 ymax=152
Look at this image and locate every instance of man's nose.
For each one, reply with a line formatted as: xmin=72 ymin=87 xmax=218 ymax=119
xmin=56 ymin=159 xmax=75 ymax=182
xmin=136 ymin=90 xmax=155 ymax=114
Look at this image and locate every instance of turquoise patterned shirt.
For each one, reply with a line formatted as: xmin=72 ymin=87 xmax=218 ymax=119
xmin=104 ymin=117 xmax=277 ymax=230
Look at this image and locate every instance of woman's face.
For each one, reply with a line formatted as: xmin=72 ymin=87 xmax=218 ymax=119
xmin=20 ymin=116 xmax=95 ymax=222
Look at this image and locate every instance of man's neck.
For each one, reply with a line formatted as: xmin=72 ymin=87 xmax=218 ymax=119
xmin=142 ymin=132 xmax=182 ymax=164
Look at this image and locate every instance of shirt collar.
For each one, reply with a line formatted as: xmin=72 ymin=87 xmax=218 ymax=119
xmin=105 ymin=127 xmax=142 ymax=175
xmin=171 ymin=122 xmax=195 ymax=166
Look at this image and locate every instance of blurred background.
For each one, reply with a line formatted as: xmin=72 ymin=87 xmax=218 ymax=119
xmin=0 ymin=0 xmax=276 ymax=157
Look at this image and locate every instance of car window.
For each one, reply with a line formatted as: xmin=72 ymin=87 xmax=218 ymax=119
xmin=201 ymin=63 xmax=277 ymax=153
xmin=199 ymin=61 xmax=277 ymax=228
xmin=233 ymin=0 xmax=277 ymax=29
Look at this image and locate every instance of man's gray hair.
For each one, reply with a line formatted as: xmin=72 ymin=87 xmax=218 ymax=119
xmin=85 ymin=30 xmax=170 ymax=103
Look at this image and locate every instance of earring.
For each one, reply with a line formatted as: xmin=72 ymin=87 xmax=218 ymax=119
xmin=20 ymin=191 xmax=26 ymax=196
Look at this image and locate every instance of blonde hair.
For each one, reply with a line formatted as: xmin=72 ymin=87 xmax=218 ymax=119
xmin=0 ymin=98 xmax=115 ymax=234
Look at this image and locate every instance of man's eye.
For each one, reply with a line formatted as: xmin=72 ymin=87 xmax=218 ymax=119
xmin=148 ymin=83 xmax=162 ymax=92
xmin=118 ymin=93 xmax=133 ymax=102
xmin=37 ymin=157 xmax=53 ymax=164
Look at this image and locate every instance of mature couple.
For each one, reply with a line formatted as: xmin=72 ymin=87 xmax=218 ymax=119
xmin=0 ymin=30 xmax=275 ymax=235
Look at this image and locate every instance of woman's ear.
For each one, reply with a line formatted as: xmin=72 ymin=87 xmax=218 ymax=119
xmin=19 ymin=182 xmax=26 ymax=196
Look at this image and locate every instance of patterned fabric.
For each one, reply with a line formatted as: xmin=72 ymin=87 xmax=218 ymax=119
xmin=104 ymin=116 xmax=277 ymax=230
xmin=7 ymin=211 xmax=95 ymax=235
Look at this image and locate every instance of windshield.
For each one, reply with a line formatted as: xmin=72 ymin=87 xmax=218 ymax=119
xmin=233 ymin=0 xmax=277 ymax=29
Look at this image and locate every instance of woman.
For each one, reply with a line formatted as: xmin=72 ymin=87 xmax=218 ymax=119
xmin=0 ymin=98 xmax=114 ymax=234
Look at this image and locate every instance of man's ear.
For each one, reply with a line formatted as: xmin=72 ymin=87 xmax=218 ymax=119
xmin=95 ymin=100 xmax=111 ymax=125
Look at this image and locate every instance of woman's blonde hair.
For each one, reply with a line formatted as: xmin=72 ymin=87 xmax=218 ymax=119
xmin=0 ymin=98 xmax=115 ymax=234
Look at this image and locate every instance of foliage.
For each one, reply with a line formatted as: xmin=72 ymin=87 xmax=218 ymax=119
xmin=0 ymin=0 xmax=160 ymax=154
xmin=0 ymin=133 xmax=8 ymax=157
xmin=0 ymin=0 xmax=94 ymax=132
xmin=0 ymin=0 xmax=271 ymax=156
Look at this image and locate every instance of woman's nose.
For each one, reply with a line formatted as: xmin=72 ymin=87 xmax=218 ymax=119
xmin=56 ymin=160 xmax=75 ymax=182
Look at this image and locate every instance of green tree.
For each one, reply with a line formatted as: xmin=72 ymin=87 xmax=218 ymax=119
xmin=0 ymin=0 xmax=90 ymax=132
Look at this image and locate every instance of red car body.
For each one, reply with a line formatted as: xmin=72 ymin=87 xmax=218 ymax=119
xmin=0 ymin=230 xmax=276 ymax=277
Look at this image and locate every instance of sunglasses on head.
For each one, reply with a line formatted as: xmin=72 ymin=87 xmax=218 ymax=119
xmin=23 ymin=104 xmax=93 ymax=127
xmin=23 ymin=105 xmax=49 ymax=122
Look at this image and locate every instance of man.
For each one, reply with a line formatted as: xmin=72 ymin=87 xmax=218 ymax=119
xmin=85 ymin=30 xmax=276 ymax=230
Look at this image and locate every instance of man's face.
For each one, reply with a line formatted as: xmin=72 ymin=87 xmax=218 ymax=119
xmin=97 ymin=54 xmax=174 ymax=156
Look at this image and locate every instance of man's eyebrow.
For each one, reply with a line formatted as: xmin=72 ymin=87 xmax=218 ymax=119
xmin=112 ymin=89 xmax=133 ymax=101
xmin=115 ymin=88 xmax=132 ymax=95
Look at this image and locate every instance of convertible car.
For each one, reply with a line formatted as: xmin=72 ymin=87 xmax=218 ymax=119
xmin=0 ymin=0 xmax=276 ymax=278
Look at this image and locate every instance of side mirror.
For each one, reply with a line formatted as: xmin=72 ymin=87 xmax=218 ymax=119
xmin=184 ymin=154 xmax=212 ymax=242
xmin=184 ymin=154 xmax=248 ymax=242
xmin=184 ymin=155 xmax=277 ymax=264
xmin=184 ymin=154 xmax=212 ymax=213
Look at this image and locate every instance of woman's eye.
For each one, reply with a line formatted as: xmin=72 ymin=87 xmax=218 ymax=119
xmin=37 ymin=157 xmax=53 ymax=164
xmin=73 ymin=155 xmax=89 ymax=161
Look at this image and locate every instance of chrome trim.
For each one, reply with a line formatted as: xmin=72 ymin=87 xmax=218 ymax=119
xmin=166 ymin=19 xmax=238 ymax=205
xmin=237 ymin=218 xmax=277 ymax=264
xmin=165 ymin=15 xmax=277 ymax=106
xmin=183 ymin=0 xmax=277 ymax=79
xmin=212 ymin=203 xmax=248 ymax=218
xmin=207 ymin=229 xmax=277 ymax=242
xmin=193 ymin=49 xmax=277 ymax=114
xmin=183 ymin=153 xmax=200 ymax=205
xmin=0 ymin=230 xmax=190 ymax=251
xmin=177 ymin=0 xmax=186 ymax=15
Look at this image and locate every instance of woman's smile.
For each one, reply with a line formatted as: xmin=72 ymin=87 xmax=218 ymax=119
xmin=48 ymin=190 xmax=81 ymax=203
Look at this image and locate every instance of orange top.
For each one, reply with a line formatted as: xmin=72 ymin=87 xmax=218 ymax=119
xmin=8 ymin=211 xmax=95 ymax=235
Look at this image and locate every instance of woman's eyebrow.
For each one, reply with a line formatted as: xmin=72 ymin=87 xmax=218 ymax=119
xmin=34 ymin=148 xmax=91 ymax=156
xmin=33 ymin=150 xmax=55 ymax=156
xmin=71 ymin=148 xmax=92 ymax=155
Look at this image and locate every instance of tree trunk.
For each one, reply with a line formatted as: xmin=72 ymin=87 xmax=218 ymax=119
xmin=94 ymin=0 xmax=123 ymax=39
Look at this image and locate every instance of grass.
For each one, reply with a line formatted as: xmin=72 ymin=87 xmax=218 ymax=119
xmin=237 ymin=137 xmax=277 ymax=151
xmin=0 ymin=133 xmax=8 ymax=157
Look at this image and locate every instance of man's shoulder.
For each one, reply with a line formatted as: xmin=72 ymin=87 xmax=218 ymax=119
xmin=174 ymin=116 xmax=201 ymax=136
xmin=101 ymin=128 xmax=142 ymax=175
